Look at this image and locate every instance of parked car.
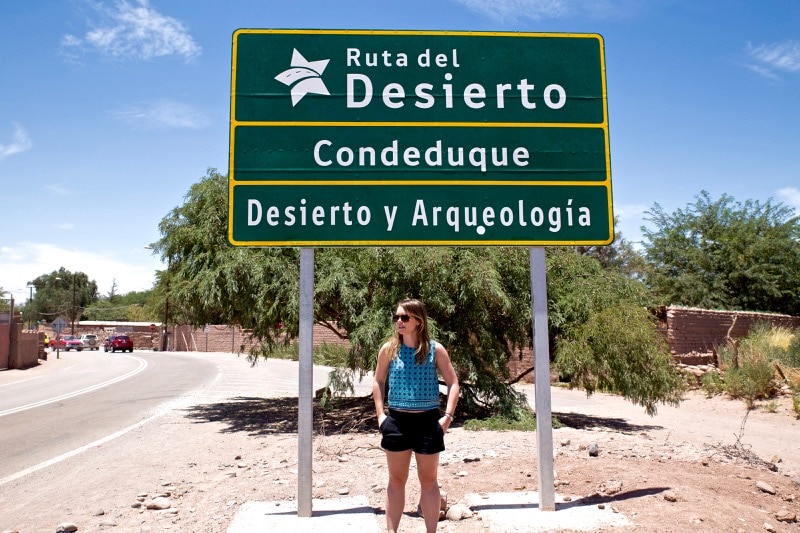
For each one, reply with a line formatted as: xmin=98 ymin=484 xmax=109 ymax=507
xmin=104 ymin=335 xmax=133 ymax=353
xmin=51 ymin=335 xmax=65 ymax=349
xmin=80 ymin=334 xmax=100 ymax=350
xmin=51 ymin=335 xmax=75 ymax=350
xmin=61 ymin=335 xmax=84 ymax=351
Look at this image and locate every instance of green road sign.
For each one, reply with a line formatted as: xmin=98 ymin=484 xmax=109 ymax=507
xmin=229 ymin=29 xmax=613 ymax=246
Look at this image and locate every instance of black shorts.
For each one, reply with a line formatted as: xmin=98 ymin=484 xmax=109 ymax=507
xmin=380 ymin=408 xmax=445 ymax=455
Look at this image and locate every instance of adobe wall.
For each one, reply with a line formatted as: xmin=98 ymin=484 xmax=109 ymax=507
xmin=507 ymin=345 xmax=535 ymax=383
xmin=11 ymin=327 xmax=41 ymax=369
xmin=0 ymin=322 xmax=9 ymax=369
xmin=169 ymin=323 xmax=348 ymax=354
xmin=159 ymin=325 xmax=542 ymax=384
xmin=661 ymin=305 xmax=800 ymax=356
xmin=171 ymin=324 xmax=258 ymax=353
xmin=3 ymin=323 xmax=41 ymax=369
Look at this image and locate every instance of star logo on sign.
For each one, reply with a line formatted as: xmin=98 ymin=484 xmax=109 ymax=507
xmin=274 ymin=49 xmax=330 ymax=106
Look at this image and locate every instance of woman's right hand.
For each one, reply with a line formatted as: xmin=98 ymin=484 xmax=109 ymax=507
xmin=378 ymin=412 xmax=388 ymax=427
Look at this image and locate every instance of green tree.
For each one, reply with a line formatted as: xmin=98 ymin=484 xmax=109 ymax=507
xmin=153 ymin=169 xmax=683 ymax=417
xmin=152 ymin=168 xmax=299 ymax=341
xmin=0 ymin=287 xmax=9 ymax=312
xmin=108 ymin=279 xmax=119 ymax=302
xmin=574 ymin=216 xmax=647 ymax=278
xmin=83 ymin=290 xmax=155 ymax=322
xmin=642 ymin=191 xmax=800 ymax=315
xmin=29 ymin=268 xmax=99 ymax=328
xmin=83 ymin=300 xmax=128 ymax=322
xmin=548 ymin=248 xmax=684 ymax=415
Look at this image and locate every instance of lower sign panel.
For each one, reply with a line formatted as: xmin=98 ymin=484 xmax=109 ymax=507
xmin=229 ymin=183 xmax=612 ymax=246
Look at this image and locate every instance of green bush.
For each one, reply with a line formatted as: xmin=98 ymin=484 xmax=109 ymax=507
xmin=554 ymin=304 xmax=684 ymax=416
xmin=462 ymin=406 xmax=563 ymax=431
xmin=715 ymin=323 xmax=799 ymax=404
xmin=463 ymin=412 xmax=537 ymax=431
xmin=787 ymin=334 xmax=800 ymax=368
xmin=269 ymin=342 xmax=349 ymax=367
xmin=722 ymin=368 xmax=751 ymax=400
xmin=312 ymin=342 xmax=350 ymax=367
xmin=701 ymin=371 xmax=724 ymax=397
xmin=742 ymin=359 xmax=778 ymax=398
xmin=722 ymin=360 xmax=775 ymax=407
xmin=763 ymin=401 xmax=778 ymax=413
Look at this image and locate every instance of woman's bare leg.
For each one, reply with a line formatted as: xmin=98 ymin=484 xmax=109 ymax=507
xmin=385 ymin=450 xmax=413 ymax=532
xmin=415 ymin=452 xmax=441 ymax=533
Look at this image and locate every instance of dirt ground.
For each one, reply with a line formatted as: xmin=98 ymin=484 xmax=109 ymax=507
xmin=5 ymin=390 xmax=799 ymax=533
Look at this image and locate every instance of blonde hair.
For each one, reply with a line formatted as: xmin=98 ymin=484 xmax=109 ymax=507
xmin=387 ymin=298 xmax=431 ymax=365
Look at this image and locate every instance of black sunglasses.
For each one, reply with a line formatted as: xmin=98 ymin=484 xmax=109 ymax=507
xmin=392 ymin=314 xmax=412 ymax=323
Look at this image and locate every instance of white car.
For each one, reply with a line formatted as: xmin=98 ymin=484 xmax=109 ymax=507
xmin=80 ymin=334 xmax=100 ymax=350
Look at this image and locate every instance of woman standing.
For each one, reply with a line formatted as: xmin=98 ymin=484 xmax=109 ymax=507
xmin=372 ymin=298 xmax=460 ymax=533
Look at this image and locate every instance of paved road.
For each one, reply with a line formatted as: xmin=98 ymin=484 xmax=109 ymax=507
xmin=0 ymin=349 xmax=352 ymax=532
xmin=0 ymin=350 xmax=145 ymax=417
xmin=0 ymin=349 xmax=354 ymax=487
xmin=0 ymin=351 xmax=219 ymax=482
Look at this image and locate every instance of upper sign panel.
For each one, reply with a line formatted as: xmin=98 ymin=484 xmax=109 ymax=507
xmin=232 ymin=30 xmax=607 ymax=125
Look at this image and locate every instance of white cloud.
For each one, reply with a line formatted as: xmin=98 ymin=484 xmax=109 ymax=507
xmin=743 ymin=63 xmax=781 ymax=81
xmin=455 ymin=0 xmax=566 ymax=21
xmin=612 ymin=202 xmax=649 ymax=243
xmin=0 ymin=242 xmax=160 ymax=299
xmin=745 ymin=40 xmax=800 ymax=79
xmin=0 ymin=123 xmax=32 ymax=160
xmin=453 ymin=0 xmax=638 ymax=22
xmin=613 ymin=202 xmax=648 ymax=220
xmin=62 ymin=0 xmax=201 ymax=62
xmin=777 ymin=187 xmax=800 ymax=212
xmin=110 ymin=99 xmax=209 ymax=130
xmin=44 ymin=184 xmax=71 ymax=196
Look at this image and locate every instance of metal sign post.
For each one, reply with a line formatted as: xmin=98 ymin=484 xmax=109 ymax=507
xmin=530 ymin=247 xmax=555 ymax=510
xmin=51 ymin=316 xmax=67 ymax=360
xmin=297 ymin=248 xmax=315 ymax=517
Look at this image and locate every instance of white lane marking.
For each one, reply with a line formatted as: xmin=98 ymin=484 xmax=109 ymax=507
xmin=0 ymin=356 xmax=148 ymax=418
xmin=0 ymin=406 xmax=161 ymax=486
xmin=0 ymin=374 xmax=47 ymax=387
xmin=0 ymin=362 xmax=80 ymax=389
xmin=0 ymin=357 xmax=225 ymax=487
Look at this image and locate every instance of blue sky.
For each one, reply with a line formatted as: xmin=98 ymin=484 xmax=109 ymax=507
xmin=2 ymin=0 xmax=799 ymax=303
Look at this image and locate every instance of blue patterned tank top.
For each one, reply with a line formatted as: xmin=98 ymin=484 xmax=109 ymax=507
xmin=387 ymin=341 xmax=439 ymax=411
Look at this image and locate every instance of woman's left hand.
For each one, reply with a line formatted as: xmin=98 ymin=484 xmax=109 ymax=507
xmin=439 ymin=416 xmax=452 ymax=432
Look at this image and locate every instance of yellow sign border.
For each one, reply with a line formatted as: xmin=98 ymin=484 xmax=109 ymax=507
xmin=228 ymin=29 xmax=613 ymax=247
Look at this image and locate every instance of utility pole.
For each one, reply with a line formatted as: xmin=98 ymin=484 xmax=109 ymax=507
xmin=70 ymin=274 xmax=77 ymax=335
xmin=144 ymin=245 xmax=171 ymax=352
xmin=27 ymin=283 xmax=34 ymax=330
xmin=161 ymin=298 xmax=169 ymax=351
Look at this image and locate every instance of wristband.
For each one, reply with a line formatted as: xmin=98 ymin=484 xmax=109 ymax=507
xmin=444 ymin=413 xmax=454 ymax=420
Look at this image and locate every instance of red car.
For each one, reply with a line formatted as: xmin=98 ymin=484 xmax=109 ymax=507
xmin=104 ymin=335 xmax=134 ymax=353
xmin=52 ymin=335 xmax=84 ymax=351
